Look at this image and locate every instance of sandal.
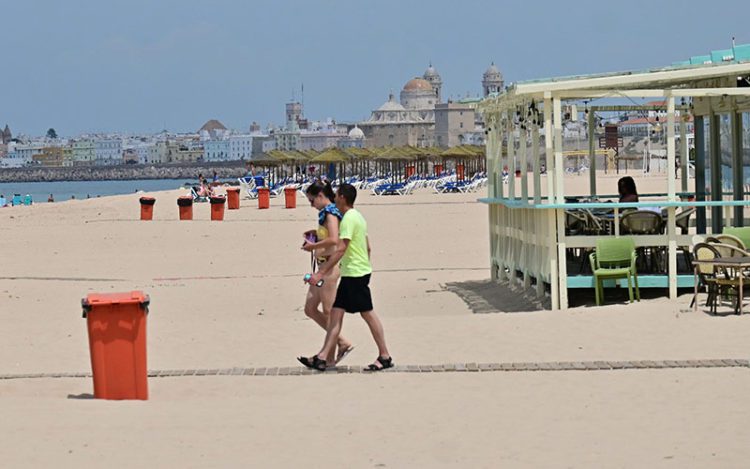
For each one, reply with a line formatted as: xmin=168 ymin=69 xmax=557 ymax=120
xmin=297 ymin=355 xmax=327 ymax=371
xmin=365 ymin=356 xmax=393 ymax=372
xmin=335 ymin=345 xmax=355 ymax=365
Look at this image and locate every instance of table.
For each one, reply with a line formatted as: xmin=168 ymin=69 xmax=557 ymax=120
xmin=692 ymin=256 xmax=750 ymax=314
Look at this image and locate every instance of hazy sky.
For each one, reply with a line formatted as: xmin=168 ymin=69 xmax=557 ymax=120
xmin=2 ymin=0 xmax=748 ymax=136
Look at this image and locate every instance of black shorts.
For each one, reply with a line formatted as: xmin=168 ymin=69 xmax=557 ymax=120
xmin=333 ymin=274 xmax=373 ymax=313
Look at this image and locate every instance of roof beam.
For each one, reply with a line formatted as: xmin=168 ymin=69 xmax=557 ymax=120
xmin=556 ymin=88 xmax=750 ymax=99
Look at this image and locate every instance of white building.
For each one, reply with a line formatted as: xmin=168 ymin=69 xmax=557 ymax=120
xmin=94 ymin=138 xmax=123 ymax=165
xmin=0 ymin=142 xmax=33 ymax=168
xmin=12 ymin=143 xmax=43 ymax=166
xmin=228 ymin=134 xmax=253 ymax=160
xmin=204 ymin=139 xmax=230 ymax=162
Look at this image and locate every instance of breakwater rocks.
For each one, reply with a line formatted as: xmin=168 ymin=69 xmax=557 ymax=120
xmin=0 ymin=162 xmax=249 ymax=183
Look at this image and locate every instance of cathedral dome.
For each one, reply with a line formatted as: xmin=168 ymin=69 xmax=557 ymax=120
xmin=348 ymin=126 xmax=365 ymax=139
xmin=378 ymin=93 xmax=406 ymax=111
xmin=403 ymin=78 xmax=433 ymax=92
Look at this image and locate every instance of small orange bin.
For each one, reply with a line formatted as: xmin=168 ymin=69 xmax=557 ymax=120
xmin=139 ymin=197 xmax=155 ymax=220
xmin=284 ymin=187 xmax=297 ymax=209
xmin=177 ymin=196 xmax=193 ymax=220
xmin=226 ymin=187 xmax=240 ymax=210
xmin=82 ymin=291 xmax=149 ymax=400
xmin=456 ymin=163 xmax=465 ymax=181
xmin=210 ymin=195 xmax=226 ymax=221
xmin=434 ymin=164 xmax=443 ymax=176
xmin=258 ymin=187 xmax=270 ymax=209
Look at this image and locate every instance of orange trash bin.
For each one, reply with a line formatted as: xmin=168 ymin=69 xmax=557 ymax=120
xmin=82 ymin=291 xmax=150 ymax=400
xmin=177 ymin=196 xmax=193 ymax=220
xmin=226 ymin=187 xmax=240 ymax=210
xmin=284 ymin=187 xmax=297 ymax=209
xmin=456 ymin=164 xmax=465 ymax=181
xmin=434 ymin=164 xmax=443 ymax=176
xmin=210 ymin=195 xmax=226 ymax=221
xmin=258 ymin=187 xmax=270 ymax=209
xmin=139 ymin=197 xmax=155 ymax=220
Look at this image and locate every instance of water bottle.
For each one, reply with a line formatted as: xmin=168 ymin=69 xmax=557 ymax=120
xmin=303 ymin=273 xmax=324 ymax=287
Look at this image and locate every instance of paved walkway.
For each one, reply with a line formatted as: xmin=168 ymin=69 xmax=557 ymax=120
xmin=2 ymin=358 xmax=748 ymax=380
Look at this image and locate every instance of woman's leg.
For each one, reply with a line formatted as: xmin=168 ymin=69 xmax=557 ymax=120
xmin=320 ymin=266 xmax=353 ymax=356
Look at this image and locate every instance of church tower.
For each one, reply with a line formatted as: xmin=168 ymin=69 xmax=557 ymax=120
xmin=423 ymin=62 xmax=443 ymax=103
xmin=482 ymin=62 xmax=504 ymax=97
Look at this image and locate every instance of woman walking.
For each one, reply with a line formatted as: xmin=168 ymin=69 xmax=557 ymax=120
xmin=299 ymin=181 xmax=354 ymax=365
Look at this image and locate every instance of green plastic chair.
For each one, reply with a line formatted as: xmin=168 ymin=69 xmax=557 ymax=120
xmin=589 ymin=237 xmax=640 ymax=306
xmin=722 ymin=227 xmax=750 ymax=250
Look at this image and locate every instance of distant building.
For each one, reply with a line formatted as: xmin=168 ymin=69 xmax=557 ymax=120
xmin=434 ymin=102 xmax=475 ymax=148
xmin=251 ymin=135 xmax=276 ymax=155
xmin=198 ymin=119 xmax=229 ymax=140
xmin=14 ymin=143 xmax=43 ymax=165
xmin=204 ymin=139 xmax=230 ymax=162
xmin=228 ymin=134 xmax=253 ymax=160
xmin=72 ymin=139 xmax=95 ymax=166
xmin=33 ymin=146 xmax=65 ymax=167
xmin=165 ymin=141 xmax=203 ymax=163
xmin=1 ymin=124 xmax=11 ymax=144
xmin=338 ymin=126 xmax=366 ymax=149
xmin=94 ymin=138 xmax=122 ymax=165
xmin=482 ymin=62 xmax=504 ymax=97
xmin=149 ymin=141 xmax=167 ymax=164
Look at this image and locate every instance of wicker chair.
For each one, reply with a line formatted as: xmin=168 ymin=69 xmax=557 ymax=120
xmin=621 ymin=211 xmax=665 ymax=272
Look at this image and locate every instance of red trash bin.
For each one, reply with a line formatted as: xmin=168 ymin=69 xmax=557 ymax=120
xmin=226 ymin=187 xmax=240 ymax=210
xmin=434 ymin=164 xmax=443 ymax=176
xmin=258 ymin=187 xmax=270 ymax=209
xmin=139 ymin=197 xmax=155 ymax=220
xmin=177 ymin=196 xmax=193 ymax=220
xmin=284 ymin=187 xmax=297 ymax=209
xmin=82 ymin=291 xmax=150 ymax=400
xmin=210 ymin=195 xmax=226 ymax=221
xmin=456 ymin=164 xmax=465 ymax=181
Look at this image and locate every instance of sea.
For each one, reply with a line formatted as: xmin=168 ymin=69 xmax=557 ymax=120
xmin=0 ymin=179 xmax=194 ymax=203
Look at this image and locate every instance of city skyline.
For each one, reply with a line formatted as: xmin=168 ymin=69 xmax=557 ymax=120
xmin=1 ymin=0 xmax=749 ymax=136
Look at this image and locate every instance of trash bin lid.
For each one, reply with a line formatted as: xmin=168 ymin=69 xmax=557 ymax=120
xmin=226 ymin=187 xmax=240 ymax=192
xmin=83 ymin=291 xmax=149 ymax=307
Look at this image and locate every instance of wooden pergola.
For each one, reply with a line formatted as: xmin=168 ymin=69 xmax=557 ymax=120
xmin=478 ymin=61 xmax=750 ymax=310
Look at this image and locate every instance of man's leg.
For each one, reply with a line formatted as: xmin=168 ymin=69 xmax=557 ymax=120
xmin=360 ymin=310 xmax=390 ymax=359
xmin=317 ymin=307 xmax=345 ymax=364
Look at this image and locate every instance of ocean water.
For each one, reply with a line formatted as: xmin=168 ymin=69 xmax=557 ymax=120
xmin=0 ymin=179 xmax=193 ymax=203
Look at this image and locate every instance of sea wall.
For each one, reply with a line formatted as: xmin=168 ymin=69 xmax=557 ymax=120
xmin=0 ymin=162 xmax=249 ymax=183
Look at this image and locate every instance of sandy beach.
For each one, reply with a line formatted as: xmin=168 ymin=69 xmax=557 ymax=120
xmin=1 ymin=177 xmax=749 ymax=468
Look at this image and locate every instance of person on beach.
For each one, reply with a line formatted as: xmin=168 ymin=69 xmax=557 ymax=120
xmin=47 ymin=194 xmax=54 ymax=203
xmin=298 ymin=183 xmax=393 ymax=372
xmin=298 ymin=181 xmax=355 ymax=365
xmin=618 ymin=176 xmax=639 ymax=203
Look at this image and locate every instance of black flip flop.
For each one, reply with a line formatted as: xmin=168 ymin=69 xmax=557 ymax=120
xmin=365 ymin=356 xmax=393 ymax=372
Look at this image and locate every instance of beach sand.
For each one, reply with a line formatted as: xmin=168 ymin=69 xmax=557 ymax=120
xmin=1 ymin=176 xmax=749 ymax=468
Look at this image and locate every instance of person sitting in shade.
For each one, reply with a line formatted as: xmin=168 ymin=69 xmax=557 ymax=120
xmin=618 ymin=176 xmax=639 ymax=203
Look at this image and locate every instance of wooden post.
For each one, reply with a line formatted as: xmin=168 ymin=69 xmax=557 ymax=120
xmin=679 ymin=116 xmax=688 ymax=192
xmin=694 ymin=115 xmax=707 ymax=233
xmin=520 ymin=125 xmax=528 ymax=201
xmin=553 ymin=96 xmax=565 ymax=203
xmin=507 ymin=113 xmax=516 ymax=200
xmin=667 ymin=95 xmax=676 ymax=201
xmin=588 ymin=108 xmax=597 ymax=197
xmin=710 ymin=113 xmax=722 ymax=234
xmin=731 ymin=109 xmax=744 ymax=226
xmin=544 ymin=94 xmax=554 ymax=203
xmin=532 ymin=120 xmax=541 ymax=204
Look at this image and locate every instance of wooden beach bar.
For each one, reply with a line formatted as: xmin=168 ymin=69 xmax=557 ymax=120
xmin=478 ymin=59 xmax=750 ymax=310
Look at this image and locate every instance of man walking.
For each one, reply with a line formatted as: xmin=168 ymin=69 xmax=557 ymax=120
xmin=299 ymin=183 xmax=393 ymax=372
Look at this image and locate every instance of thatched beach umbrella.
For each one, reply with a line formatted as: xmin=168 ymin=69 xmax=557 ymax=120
xmin=310 ymin=147 xmax=351 ymax=181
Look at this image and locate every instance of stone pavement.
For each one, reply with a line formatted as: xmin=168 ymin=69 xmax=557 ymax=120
xmin=1 ymin=358 xmax=747 ymax=380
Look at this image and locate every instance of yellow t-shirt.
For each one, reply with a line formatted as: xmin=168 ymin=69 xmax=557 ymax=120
xmin=339 ymin=209 xmax=372 ymax=277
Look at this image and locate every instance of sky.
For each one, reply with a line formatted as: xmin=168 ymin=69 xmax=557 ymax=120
xmin=1 ymin=0 xmax=749 ymax=137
